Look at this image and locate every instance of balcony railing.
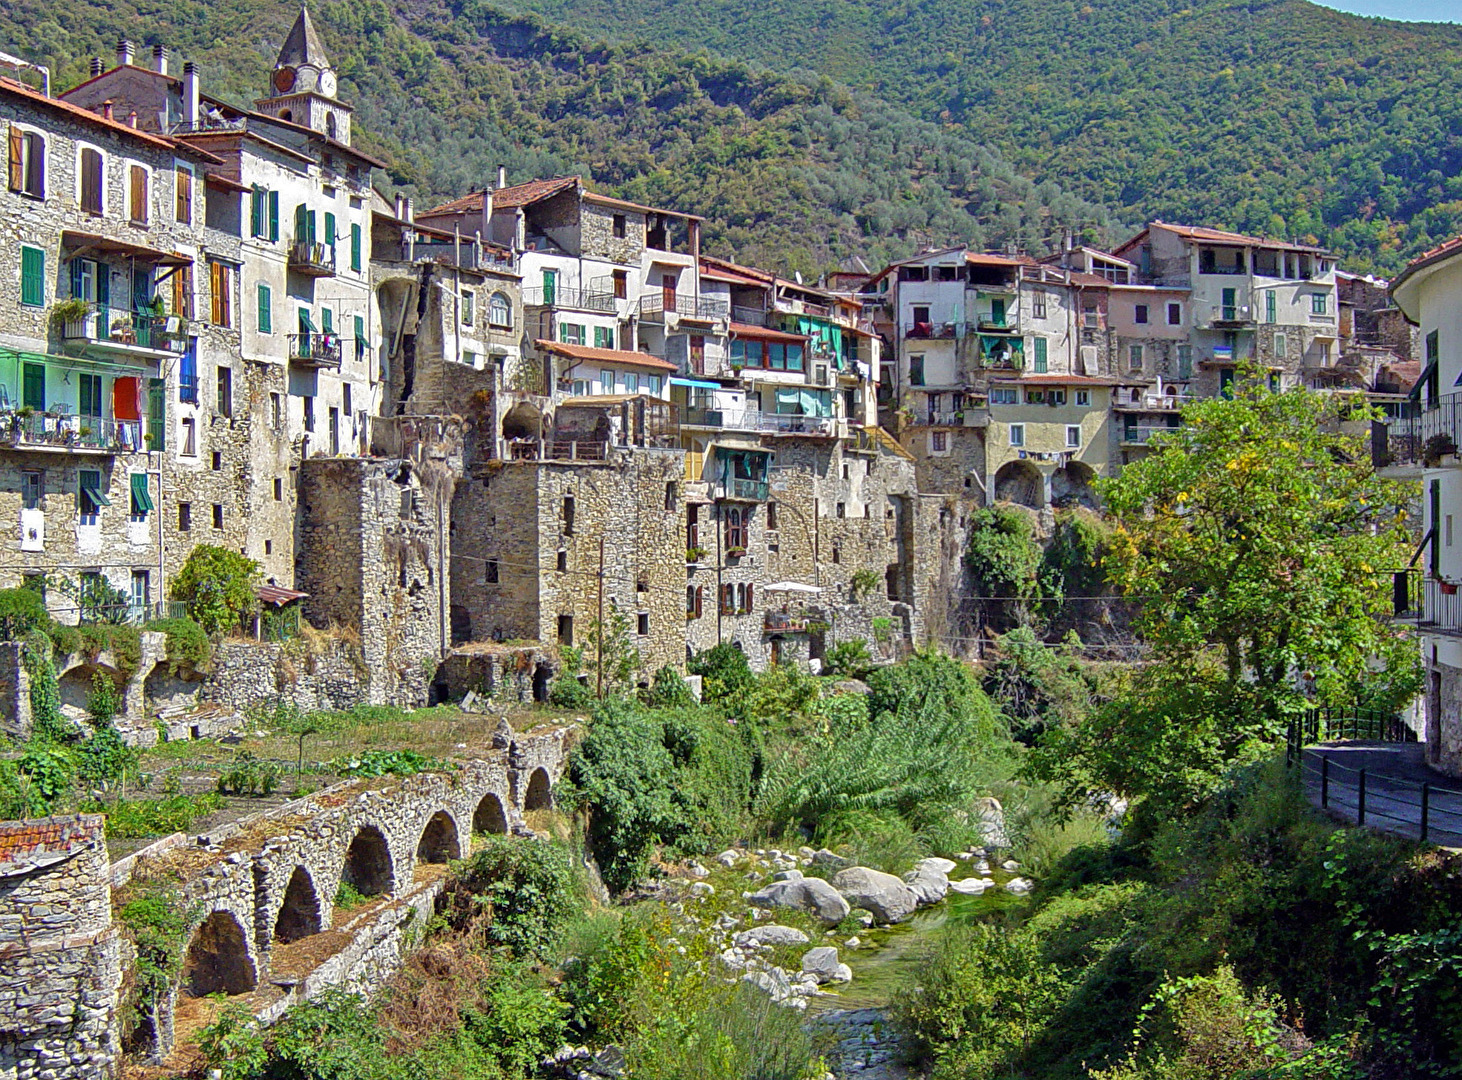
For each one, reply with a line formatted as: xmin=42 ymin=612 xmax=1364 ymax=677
xmin=758 ymin=413 xmax=835 ymax=437
xmin=508 ymin=439 xmax=609 ymax=462
xmin=288 ymin=332 xmax=343 ymax=368
xmin=0 ymin=413 xmax=143 ymax=453
xmin=681 ymin=407 xmax=760 ymax=431
xmin=521 ymin=285 xmax=616 ymax=313
xmin=732 ymin=304 xmax=769 ymax=326
xmin=61 ymin=307 xmax=188 ymax=355
xmin=906 ymin=322 xmax=958 ymax=340
xmin=1122 ymin=424 xmax=1180 ymax=445
xmin=639 ymin=294 xmax=731 ymax=321
xmin=1370 ymin=397 xmax=1449 ymax=470
xmin=288 ymin=240 xmax=336 ymax=276
xmin=718 ymin=477 xmax=769 ymax=501
xmin=1419 ymin=577 xmax=1462 ymax=635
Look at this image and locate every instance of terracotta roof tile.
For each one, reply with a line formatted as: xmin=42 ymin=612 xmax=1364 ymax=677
xmin=534 ymin=340 xmax=678 ymax=372
xmin=423 ymin=177 xmax=580 ymax=217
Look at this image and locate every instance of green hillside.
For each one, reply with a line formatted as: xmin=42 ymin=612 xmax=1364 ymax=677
xmin=2 ymin=0 xmax=1115 ymax=273
xmin=497 ymin=0 xmax=1462 ymax=273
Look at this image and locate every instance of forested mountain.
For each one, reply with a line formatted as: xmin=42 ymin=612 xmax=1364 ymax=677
xmin=2 ymin=0 xmax=1115 ymax=273
xmin=497 ymin=0 xmax=1462 ymax=274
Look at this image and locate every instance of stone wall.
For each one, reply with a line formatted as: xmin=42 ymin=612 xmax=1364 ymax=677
xmin=0 ymin=814 xmax=122 ymax=1080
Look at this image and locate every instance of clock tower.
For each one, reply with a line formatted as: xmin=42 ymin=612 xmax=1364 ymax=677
xmin=255 ymin=6 xmax=352 ymax=145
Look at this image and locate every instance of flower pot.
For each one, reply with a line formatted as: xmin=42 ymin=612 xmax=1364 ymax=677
xmin=1442 ymin=582 xmax=1458 ymax=596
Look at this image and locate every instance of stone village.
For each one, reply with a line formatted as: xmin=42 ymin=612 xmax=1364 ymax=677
xmin=0 ymin=10 xmax=1448 ymax=1079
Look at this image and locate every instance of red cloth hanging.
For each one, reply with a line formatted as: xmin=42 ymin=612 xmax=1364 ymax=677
xmin=112 ymin=376 xmax=140 ymax=421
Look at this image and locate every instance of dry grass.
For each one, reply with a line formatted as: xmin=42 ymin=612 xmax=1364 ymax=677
xmin=377 ymin=940 xmax=498 ymax=1054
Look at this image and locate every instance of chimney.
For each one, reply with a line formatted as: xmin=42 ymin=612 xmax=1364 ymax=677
xmin=183 ymin=62 xmax=200 ymax=127
xmin=128 ymin=110 xmax=138 ymax=128
xmin=152 ymin=44 xmax=168 ymax=76
xmin=479 ymin=188 xmax=493 ymax=244
xmin=89 ymin=57 xmax=103 ymax=77
xmin=393 ymin=193 xmax=404 ymax=219
xmin=101 ymin=100 xmax=114 ymax=121
xmin=404 ymin=197 xmax=414 ymax=223
xmin=496 ymin=164 xmax=507 ymax=190
xmin=116 ymin=39 xmax=134 ymax=68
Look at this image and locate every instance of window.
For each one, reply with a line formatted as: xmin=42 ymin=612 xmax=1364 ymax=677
xmin=612 ymin=270 xmax=627 ymax=300
xmin=353 ymin=315 xmax=366 ymax=364
xmin=171 ymin=264 xmax=193 ymax=318
xmin=990 ymin=387 xmax=1018 ymax=404
xmin=175 ymin=165 xmax=193 ymax=223
xmin=329 ymin=407 xmax=339 ymax=455
xmin=21 ymin=471 xmax=41 ymax=510
xmin=909 ymin=354 xmax=925 ymax=386
xmin=79 ymin=147 xmax=103 ymax=215
xmin=489 ymin=292 xmax=511 ymax=328
xmin=131 ymin=570 xmax=150 ymax=614
xmin=687 ymin=585 xmax=703 ymax=619
xmin=1048 ymin=389 xmax=1066 ymax=405
xmin=1032 ymin=290 xmax=1047 ymax=319
xmin=563 ymin=495 xmax=575 ymax=535
xmin=1266 ymin=291 xmax=1277 ymax=324
xmin=593 ymin=325 xmax=615 ymax=349
xmin=148 ymin=378 xmax=165 ymax=450
xmin=725 ymin=506 xmax=747 ymax=550
xmin=1066 ymin=425 xmax=1081 ymax=448
xmin=1128 ymin=344 xmax=1144 ymax=372
xmin=1311 ymin=292 xmax=1328 ymax=315
xmin=216 ymin=366 xmax=233 ymax=416
xmin=485 ymin=558 xmax=499 ymax=583
xmin=22 ymin=362 xmax=44 ymax=411
xmin=612 ymin=213 xmax=627 ymax=238
xmin=1449 ymin=515 xmax=1455 ymax=548
xmin=912 ymin=305 xmax=930 ymax=325
xmin=1134 ymin=303 xmax=1149 ymax=324
xmin=271 ymin=392 xmax=282 ymax=427
xmin=664 ymin=481 xmax=677 ymax=511
xmin=766 ymin=502 xmax=777 ymax=530
xmin=8 ymin=126 xmax=44 ymax=198
xmin=274 ymin=477 xmax=283 ymax=501
xmin=1082 ymin=304 xmax=1098 ymax=329
xmin=350 ymin=222 xmax=362 ymax=272
xmin=212 ymin=504 xmax=224 ymax=530
xmin=77 ymin=469 xmax=106 ymax=526
xmin=1009 ymin=424 xmax=1025 ymax=447
xmin=209 ymin=261 xmax=232 ymax=327
xmin=1274 ymin=333 xmax=1287 ymax=360
xmin=930 ymin=430 xmax=948 ymax=453
xmin=1033 ymin=337 xmax=1048 ymax=373
xmin=1075 ymin=389 xmax=1090 ymax=406
xmin=323 ymin=212 xmax=336 ymax=262
xmin=78 ymin=373 xmax=102 ymax=418
xmin=1167 ymin=302 xmax=1181 ymax=325
xmin=1026 ymin=389 xmax=1045 ymax=404
xmin=559 ymin=322 xmax=585 ymax=346
xmin=623 ymin=372 xmax=638 ymax=394
xmin=836 ymin=502 xmax=846 ymax=519
xmin=343 ymin=383 xmax=352 ymax=417
xmin=637 ymin=612 xmax=649 ymax=636
xmin=303 ymin=396 xmax=315 ymax=432
xmin=461 ymin=290 xmax=474 ymax=325
xmin=556 ymin=549 xmax=567 ymax=572
xmin=129 ymin=473 xmax=153 ymax=519
xmin=181 ymin=416 xmax=196 ymax=456
xmin=20 ymin=246 xmax=44 ymax=306
xmin=257 ymin=283 xmax=272 ymax=333
xmin=178 ymin=502 xmax=191 ymax=531
xmin=250 ymin=186 xmax=280 ymax=240
xmin=1268 ymin=370 xmax=1281 ymax=392
xmin=129 ymin=165 xmax=149 ymax=225
xmin=557 ymin=615 xmax=573 ymax=646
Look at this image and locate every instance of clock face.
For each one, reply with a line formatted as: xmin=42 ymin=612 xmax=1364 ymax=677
xmin=319 ymin=70 xmax=336 ymax=96
xmin=273 ymin=66 xmax=296 ymax=93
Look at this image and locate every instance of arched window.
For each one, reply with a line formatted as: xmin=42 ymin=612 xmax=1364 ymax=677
xmin=489 ymin=292 xmax=511 ymax=329
xmin=325 ymin=113 xmax=337 ymax=140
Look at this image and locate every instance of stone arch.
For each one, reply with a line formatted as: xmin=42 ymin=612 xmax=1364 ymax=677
xmin=273 ymin=866 xmax=323 ymax=944
xmin=181 ymin=911 xmax=257 ymax=997
xmin=993 ymin=460 xmax=1044 ymax=509
xmin=1051 ymin=461 xmax=1099 ymax=510
xmin=502 ymin=401 xmax=544 ymax=441
xmin=142 ymin=659 xmax=201 ymax=712
xmin=473 ymin=792 xmax=508 ymax=835
xmin=57 ymin=661 xmax=124 ymax=715
xmin=340 ymin=824 xmax=394 ymax=898
xmin=416 ymin=810 xmax=461 ymax=864
xmin=523 ymin=767 xmax=552 ymax=812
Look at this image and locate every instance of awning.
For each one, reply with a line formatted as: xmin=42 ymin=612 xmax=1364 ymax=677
xmin=300 ymin=310 xmax=317 ymax=333
xmin=129 ymin=473 xmax=154 ymax=513
xmin=256 ymin=584 xmax=309 ymax=606
xmin=61 ymin=231 xmax=192 ymax=268
xmin=79 ymin=474 xmax=110 ymax=506
xmin=671 ymin=377 xmax=721 ymax=391
xmin=763 ymin=581 xmax=822 ymax=594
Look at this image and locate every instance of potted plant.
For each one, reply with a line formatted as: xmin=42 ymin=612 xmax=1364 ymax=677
xmin=50 ymin=298 xmax=91 ymax=331
xmin=110 ymin=318 xmax=136 ymax=344
xmin=1423 ymin=434 xmax=1458 ymax=467
xmin=726 ymin=545 xmax=747 ymax=559
xmin=686 ymin=546 xmax=708 ymax=563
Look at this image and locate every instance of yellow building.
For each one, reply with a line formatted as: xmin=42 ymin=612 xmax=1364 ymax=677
xmin=982 ymin=375 xmax=1115 ymax=508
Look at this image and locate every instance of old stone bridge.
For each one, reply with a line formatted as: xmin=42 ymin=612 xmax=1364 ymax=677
xmin=0 ymin=726 xmax=572 ymax=1079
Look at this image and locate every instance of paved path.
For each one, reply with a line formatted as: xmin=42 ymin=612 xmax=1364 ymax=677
xmin=1300 ymin=741 xmax=1462 ymax=846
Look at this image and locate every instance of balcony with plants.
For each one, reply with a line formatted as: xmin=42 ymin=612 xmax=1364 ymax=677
xmin=54 ymin=298 xmax=188 ymax=361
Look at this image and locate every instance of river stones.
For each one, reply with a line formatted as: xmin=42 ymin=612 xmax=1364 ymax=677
xmin=749 ymin=876 xmax=851 ymax=925
xmin=1005 ymin=877 xmax=1033 ymax=895
xmin=902 ymin=861 xmax=951 ymax=906
xmin=801 ymin=945 xmax=853 ymax=983
xmin=917 ymin=857 xmax=957 ymax=874
xmin=949 ymin=877 xmax=990 ymax=895
xmin=771 ymin=868 xmax=804 ymax=882
xmin=715 ymin=849 xmax=741 ymax=867
xmin=811 ymin=848 xmax=850 ymax=869
xmin=735 ymin=923 xmax=811 ymax=948
xmin=831 ymin=866 xmax=920 ymax=923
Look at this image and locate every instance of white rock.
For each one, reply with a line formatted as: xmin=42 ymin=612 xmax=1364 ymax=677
xmin=829 ymin=962 xmax=853 ymax=983
xmin=1001 ymin=860 xmax=1019 ymax=872
xmin=735 ymin=924 xmax=810 ymax=948
xmin=716 ymin=849 xmax=740 ymax=868
xmin=975 ymin=860 xmax=991 ymax=873
xmin=845 ymin=936 xmax=861 ymax=947
xmin=798 ymin=846 xmax=817 ymax=859
xmin=811 ymin=848 xmax=850 ymax=869
xmin=902 ymin=863 xmax=951 ymax=906
xmin=800 ymin=945 xmax=844 ymax=982
xmin=949 ymin=877 xmax=989 ymax=895
xmin=748 ymin=876 xmax=851 ymax=925
xmin=771 ymin=868 xmax=804 ymax=882
xmin=687 ymin=862 xmax=710 ymax=879
xmin=1004 ymin=877 xmax=1033 ymax=895
xmin=833 ymin=866 xmax=920 ymax=923
xmin=916 ymin=857 xmax=958 ymax=874
xmin=690 ymin=882 xmax=715 ymax=896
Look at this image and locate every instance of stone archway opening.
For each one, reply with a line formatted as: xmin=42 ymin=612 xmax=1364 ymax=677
xmin=142 ymin=659 xmax=202 ymax=713
xmin=993 ymin=460 xmax=1044 ymax=509
xmin=273 ymin=866 xmax=323 ymax=944
xmin=340 ymin=825 xmax=394 ymax=898
xmin=58 ymin=662 xmax=124 ymax=716
xmin=473 ymin=792 xmax=508 ymax=835
xmin=533 ymin=662 xmax=551 ymax=703
xmin=502 ymin=401 xmax=544 ymax=441
xmin=1051 ymin=461 xmax=1099 ymax=510
xmin=416 ymin=810 xmax=461 ymax=864
xmin=181 ymin=911 xmax=257 ymax=997
xmin=523 ymin=767 xmax=552 ymax=812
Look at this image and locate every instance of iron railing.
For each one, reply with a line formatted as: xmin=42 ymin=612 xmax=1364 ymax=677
xmin=61 ymin=306 xmax=188 ymax=353
xmin=288 ymin=240 xmax=336 ymax=275
xmin=1122 ymin=424 xmax=1179 ymax=445
xmin=638 ymin=294 xmax=730 ymax=321
xmin=758 ymin=414 xmax=835 ymax=436
xmin=681 ymin=407 xmax=760 ymax=430
xmin=521 ymin=285 xmax=616 ymax=313
xmin=1370 ymin=397 xmax=1449 ymax=469
xmin=288 ymin=333 xmax=343 ymax=368
xmin=719 ymin=477 xmax=769 ymax=501
xmin=0 ymin=413 xmax=143 ymax=453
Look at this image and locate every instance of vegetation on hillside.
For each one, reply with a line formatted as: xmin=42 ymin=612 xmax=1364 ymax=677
xmin=500 ymin=0 xmax=1462 ymax=273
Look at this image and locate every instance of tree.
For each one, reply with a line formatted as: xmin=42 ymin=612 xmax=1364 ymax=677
xmin=1030 ymin=385 xmax=1416 ymax=813
xmin=171 ymin=546 xmax=260 ymax=636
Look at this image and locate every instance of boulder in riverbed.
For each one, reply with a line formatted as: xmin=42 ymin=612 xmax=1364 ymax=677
xmin=831 ymin=866 xmax=919 ymax=923
xmin=949 ymin=877 xmax=990 ymax=895
xmin=749 ymin=876 xmax=851 ymax=925
xmin=735 ymin=924 xmax=810 ymax=948
xmin=902 ymin=862 xmax=950 ymax=906
xmin=801 ymin=945 xmax=853 ymax=984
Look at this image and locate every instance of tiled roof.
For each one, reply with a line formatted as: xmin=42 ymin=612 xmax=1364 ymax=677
xmin=0 ymin=76 xmax=191 ymax=154
xmin=1152 ymin=221 xmax=1330 ymax=255
xmin=966 ymin=252 xmax=1036 ymax=267
xmin=988 ymin=374 xmax=1122 ymax=386
xmin=728 ymin=322 xmax=809 ymax=343
xmin=257 ymin=584 xmax=308 ymax=605
xmin=423 ymin=177 xmax=580 ymax=217
xmin=534 ymin=341 xmax=678 ymax=372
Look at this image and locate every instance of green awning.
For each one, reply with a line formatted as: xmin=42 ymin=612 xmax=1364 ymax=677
xmin=130 ymin=472 xmax=154 ymax=513
xmin=81 ymin=474 xmax=111 ymax=506
xmin=300 ymin=310 xmax=317 ymax=333
xmin=1413 ymin=357 xmax=1437 ymax=400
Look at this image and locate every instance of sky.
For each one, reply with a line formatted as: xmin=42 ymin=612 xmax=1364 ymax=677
xmin=1312 ymin=0 xmax=1459 ymax=20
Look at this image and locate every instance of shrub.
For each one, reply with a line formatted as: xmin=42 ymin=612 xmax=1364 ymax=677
xmin=146 ymin=617 xmax=212 ymax=673
xmin=0 ymin=759 xmax=48 ymax=819
xmin=334 ymin=882 xmax=371 ymax=910
xmin=452 ymin=836 xmax=583 ymax=957
xmin=18 ymin=744 xmax=74 ymax=805
xmin=197 ymin=998 xmax=267 ymax=1080
xmin=661 ymin=707 xmax=756 ymax=849
xmin=216 ymin=751 xmax=280 ymax=796
xmin=328 ymin=749 xmax=450 ymax=778
xmin=646 ymin=664 xmax=694 ymax=707
xmin=821 ymin=639 xmax=874 ymax=680
xmin=22 ymin=631 xmax=70 ymax=744
xmin=88 ymin=792 xmax=225 ymax=838
xmin=118 ymin=891 xmax=199 ymax=1025
xmin=76 ymin=722 xmax=137 ymax=787
xmin=76 ymin=622 xmax=142 ymax=677
xmin=265 ymin=989 xmax=387 ymax=1080
xmin=0 ymin=586 xmax=52 ymax=641
xmin=687 ymin=642 xmax=755 ymax=704
xmin=461 ymin=964 xmax=569 ymax=1075
xmin=171 ymin=545 xmax=260 ymax=635
xmin=87 ymin=670 xmax=121 ymax=725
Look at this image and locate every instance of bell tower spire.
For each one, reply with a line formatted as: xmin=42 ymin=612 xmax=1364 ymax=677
xmin=256 ymin=5 xmax=352 ymax=143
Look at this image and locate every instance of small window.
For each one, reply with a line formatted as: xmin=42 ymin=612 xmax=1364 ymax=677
xmin=766 ymin=502 xmax=778 ymax=530
xmin=1026 ymin=389 xmax=1045 ymax=404
xmin=270 ymin=392 xmax=282 ymax=427
xmin=1274 ymin=333 xmax=1287 ymax=360
xmin=212 ymin=504 xmax=224 ymax=530
xmin=216 ymin=366 xmax=233 ymax=416
xmin=1134 ymin=303 xmax=1149 ymax=324
xmin=211 ymin=451 xmax=222 ymax=471
xmin=129 ymin=473 xmax=153 ymax=519
xmin=8 ymin=127 xmax=45 ymax=198
xmin=1311 ymin=292 xmax=1328 ymax=315
xmin=265 ymin=539 xmax=272 ymax=555
xmin=178 ymin=502 xmax=191 ymax=531
xmin=77 ymin=470 xmax=106 ymax=526
xmin=1128 ymin=344 xmax=1144 ymax=372
xmin=1082 ymin=304 xmax=1099 ymax=329
xmin=461 ymin=291 xmax=475 ymax=325
xmin=636 ymin=612 xmax=649 ymax=636
xmin=612 ymin=213 xmax=627 ymax=238
xmin=612 ymin=270 xmax=627 ymax=300
xmin=209 ymin=261 xmax=233 ymax=327
xmin=1167 ymin=302 xmax=1181 ymax=325
xmin=1009 ymin=424 xmax=1025 ymax=447
xmin=1031 ymin=290 xmax=1047 ymax=319
xmin=990 ymin=387 xmax=1017 ymax=405
xmin=665 ymin=481 xmax=677 ymax=511
xmin=303 ymin=396 xmax=315 ymax=432
xmin=1075 ymin=389 xmax=1090 ymax=406
xmin=181 ymin=417 xmax=196 ymax=456
xmin=931 ymin=430 xmax=948 ymax=453
xmin=350 ymin=222 xmax=362 ymax=272
xmin=1448 ymin=515 xmax=1455 ymax=548
xmin=563 ymin=495 xmax=575 ymax=535
xmin=485 ymin=558 xmax=499 ymax=583
xmin=274 ymin=477 xmax=283 ymax=501
xmin=836 ymin=502 xmax=846 ymax=519
xmin=20 ymin=470 xmax=42 ymax=510
xmin=489 ymin=292 xmax=511 ymax=328
xmin=557 ymin=614 xmax=573 ymax=646
xmin=831 ymin=541 xmax=841 ymax=564
xmin=1066 ymin=425 xmax=1081 ymax=448
xmin=556 ymin=549 xmax=567 ymax=572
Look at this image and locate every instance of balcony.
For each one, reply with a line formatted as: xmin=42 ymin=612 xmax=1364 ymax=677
xmin=681 ymin=407 xmax=760 ymax=431
xmin=0 ymin=413 xmax=143 ymax=454
xmin=1370 ymin=398 xmax=1451 ymax=474
xmin=906 ymin=321 xmax=958 ymax=340
xmin=1416 ymin=577 xmax=1462 ymax=636
xmin=508 ymin=439 xmax=609 ymax=462
xmin=288 ymin=333 xmax=343 ymax=369
xmin=764 ymin=611 xmax=809 ymax=633
xmin=61 ymin=307 xmax=187 ymax=360
xmin=732 ymin=304 xmax=770 ymax=326
xmin=639 ymin=294 xmax=731 ymax=322
xmin=925 ymin=409 xmax=987 ymax=428
xmin=758 ymin=413 xmax=836 ymax=437
xmin=718 ymin=476 xmax=769 ymax=501
xmin=288 ymin=240 xmax=336 ymax=277
xmin=1114 ymin=392 xmax=1196 ymax=412
xmin=522 ymin=285 xmax=616 ymax=313
xmin=1122 ymin=424 xmax=1180 ymax=445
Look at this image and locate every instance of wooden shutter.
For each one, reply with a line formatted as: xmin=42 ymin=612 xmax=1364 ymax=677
xmin=219 ymin=265 xmax=231 ymax=327
xmin=351 ymin=223 xmax=361 ymax=271
xmin=20 ymin=247 xmax=44 ymax=307
xmin=258 ymin=284 xmax=272 ymax=334
xmin=130 ymin=165 xmax=147 ymax=223
xmin=80 ymin=149 xmax=102 ymax=214
xmin=745 ymin=583 xmax=753 ymax=611
xmin=7 ymin=125 xmax=23 ymax=192
xmin=175 ymin=167 xmax=192 ymax=223
xmin=250 ymin=186 xmax=264 ymax=236
xmin=694 ymin=586 xmax=703 ymax=619
xmin=210 ymin=261 xmax=222 ymax=324
xmin=148 ymin=378 xmax=166 ymax=451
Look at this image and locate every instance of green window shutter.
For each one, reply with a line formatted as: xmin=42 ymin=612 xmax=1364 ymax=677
xmin=257 ymin=283 xmax=272 ymax=333
xmin=351 ymin=223 xmax=362 ymax=271
xmin=1033 ymin=337 xmax=1047 ymax=373
xmin=130 ymin=472 xmax=154 ymax=515
xmin=294 ymin=204 xmax=306 ymax=242
xmin=324 ymin=212 xmax=336 ymax=247
xmin=353 ymin=314 xmax=365 ymax=362
xmin=307 ymin=210 xmax=317 ymax=244
xmin=321 ymin=307 xmax=333 ymax=334
xmin=20 ymin=246 xmax=44 ymax=306
xmin=250 ymin=186 xmax=263 ymax=237
xmin=148 ymin=378 xmax=166 ymax=451
xmin=268 ymin=190 xmax=279 ymax=241
xmin=1266 ymin=291 xmax=1276 ymax=324
xmin=22 ymin=362 xmax=45 ymax=411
